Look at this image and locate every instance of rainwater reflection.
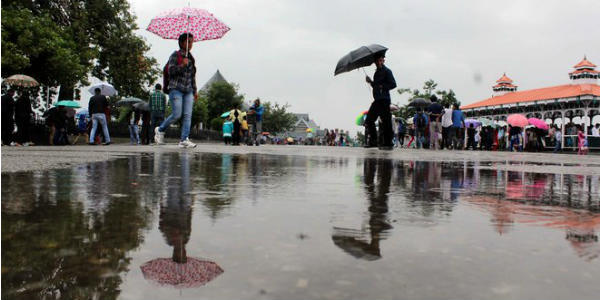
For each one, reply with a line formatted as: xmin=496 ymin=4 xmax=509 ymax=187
xmin=2 ymin=153 xmax=599 ymax=299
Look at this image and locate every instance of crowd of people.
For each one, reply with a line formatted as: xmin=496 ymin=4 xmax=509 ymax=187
xmin=386 ymin=94 xmax=598 ymax=155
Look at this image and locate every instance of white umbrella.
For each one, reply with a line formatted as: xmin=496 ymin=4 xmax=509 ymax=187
xmin=89 ymin=82 xmax=117 ymax=96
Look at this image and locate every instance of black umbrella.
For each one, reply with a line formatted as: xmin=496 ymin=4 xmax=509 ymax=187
xmin=334 ymin=44 xmax=388 ymax=76
xmin=408 ymin=97 xmax=431 ymax=107
xmin=133 ymin=102 xmax=150 ymax=112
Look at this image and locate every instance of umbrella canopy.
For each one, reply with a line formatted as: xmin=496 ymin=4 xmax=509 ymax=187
xmin=464 ymin=119 xmax=482 ymax=128
xmin=116 ymin=97 xmax=144 ymax=106
xmin=4 ymin=74 xmax=39 ymax=87
xmin=220 ymin=111 xmax=230 ymax=118
xmin=133 ymin=102 xmax=150 ymax=112
xmin=408 ymin=98 xmax=431 ymax=107
xmin=306 ymin=128 xmax=313 ymax=133
xmin=140 ymin=257 xmax=223 ymax=289
xmin=507 ymin=114 xmax=528 ymax=128
xmin=89 ymin=82 xmax=117 ymax=96
xmin=334 ymin=44 xmax=388 ymax=76
xmin=528 ymin=117 xmax=549 ymax=130
xmin=496 ymin=120 xmax=508 ymax=127
xmin=356 ymin=114 xmax=366 ymax=126
xmin=147 ymin=7 xmax=230 ymax=41
xmin=53 ymin=100 xmax=81 ymax=108
xmin=287 ymin=137 xmax=294 ymax=143
xmin=76 ymin=109 xmax=89 ymax=116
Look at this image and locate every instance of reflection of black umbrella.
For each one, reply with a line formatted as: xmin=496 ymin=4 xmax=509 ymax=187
xmin=334 ymin=44 xmax=388 ymax=76
xmin=133 ymin=102 xmax=150 ymax=112
xmin=408 ymin=97 xmax=431 ymax=107
xmin=332 ymin=227 xmax=381 ymax=261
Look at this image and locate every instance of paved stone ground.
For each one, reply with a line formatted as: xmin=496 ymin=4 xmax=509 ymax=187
xmin=2 ymin=142 xmax=600 ymax=175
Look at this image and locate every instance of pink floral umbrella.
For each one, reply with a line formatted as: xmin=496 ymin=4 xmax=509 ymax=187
xmin=140 ymin=257 xmax=223 ymax=289
xmin=527 ymin=117 xmax=549 ymax=130
xmin=146 ymin=7 xmax=230 ymax=52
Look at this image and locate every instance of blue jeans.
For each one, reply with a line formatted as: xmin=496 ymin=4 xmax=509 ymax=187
xmin=129 ymin=124 xmax=140 ymax=144
xmin=90 ymin=113 xmax=110 ymax=143
xmin=159 ymin=90 xmax=193 ymax=141
xmin=151 ymin=111 xmax=165 ymax=131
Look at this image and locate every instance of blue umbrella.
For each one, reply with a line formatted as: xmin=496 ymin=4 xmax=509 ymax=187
xmin=220 ymin=111 xmax=230 ymax=118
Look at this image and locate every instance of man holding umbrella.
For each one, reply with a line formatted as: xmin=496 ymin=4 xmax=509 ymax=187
xmin=365 ymin=54 xmax=397 ymax=149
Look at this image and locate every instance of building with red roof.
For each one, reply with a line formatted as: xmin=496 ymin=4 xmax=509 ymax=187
xmin=462 ymin=56 xmax=600 ymax=147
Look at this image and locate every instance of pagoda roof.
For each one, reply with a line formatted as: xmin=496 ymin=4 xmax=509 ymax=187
xmin=574 ymin=56 xmax=596 ymax=69
xmin=569 ymin=68 xmax=599 ymax=75
xmin=496 ymin=73 xmax=513 ymax=83
xmin=462 ymin=83 xmax=600 ymax=110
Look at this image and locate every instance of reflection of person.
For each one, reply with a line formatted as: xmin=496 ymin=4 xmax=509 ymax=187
xmin=364 ymin=54 xmax=396 ymax=149
xmin=160 ymin=153 xmax=192 ymax=263
xmin=332 ymin=158 xmax=392 ymax=260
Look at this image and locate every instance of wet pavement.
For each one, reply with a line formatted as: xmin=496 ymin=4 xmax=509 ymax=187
xmin=2 ymin=151 xmax=600 ymax=299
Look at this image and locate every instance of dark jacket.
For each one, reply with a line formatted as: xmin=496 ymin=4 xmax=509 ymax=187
xmin=89 ymin=95 xmax=109 ymax=115
xmin=1 ymin=94 xmax=15 ymax=121
xmin=14 ymin=97 xmax=32 ymax=120
xmin=371 ymin=65 xmax=397 ymax=101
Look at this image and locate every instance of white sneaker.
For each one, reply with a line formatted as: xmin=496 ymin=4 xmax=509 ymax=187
xmin=178 ymin=138 xmax=197 ymax=148
xmin=154 ymin=127 xmax=165 ymax=145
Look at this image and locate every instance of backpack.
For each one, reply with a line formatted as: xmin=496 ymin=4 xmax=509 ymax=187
xmin=416 ymin=113 xmax=426 ymax=129
xmin=162 ymin=51 xmax=185 ymax=93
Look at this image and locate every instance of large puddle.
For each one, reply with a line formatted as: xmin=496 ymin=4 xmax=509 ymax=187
xmin=2 ymin=153 xmax=599 ymax=299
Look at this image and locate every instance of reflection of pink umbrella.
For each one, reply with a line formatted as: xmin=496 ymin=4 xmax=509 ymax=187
xmin=507 ymin=114 xmax=528 ymax=127
xmin=141 ymin=258 xmax=223 ymax=288
xmin=528 ymin=118 xmax=549 ymax=130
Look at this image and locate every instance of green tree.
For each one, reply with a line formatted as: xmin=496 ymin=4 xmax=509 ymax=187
xmin=1 ymin=0 xmax=159 ymax=101
xmin=262 ymin=101 xmax=296 ymax=134
xmin=202 ymin=81 xmax=244 ymax=130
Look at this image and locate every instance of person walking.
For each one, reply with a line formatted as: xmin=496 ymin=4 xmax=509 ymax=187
xmin=149 ymin=83 xmax=167 ymax=135
xmin=427 ymin=95 xmax=443 ymax=150
xmin=127 ymin=108 xmax=141 ymax=145
xmin=222 ymin=120 xmax=233 ymax=145
xmin=553 ymin=126 xmax=562 ymax=153
xmin=592 ymin=124 xmax=600 ymax=137
xmin=247 ymin=98 xmax=264 ymax=146
xmin=395 ymin=118 xmax=406 ymax=148
xmin=577 ymin=126 xmax=588 ymax=155
xmin=441 ymin=103 xmax=453 ymax=149
xmin=154 ymin=33 xmax=198 ymax=148
xmin=451 ymin=103 xmax=465 ymax=150
xmin=14 ymin=91 xmax=34 ymax=146
xmin=88 ymin=88 xmax=111 ymax=145
xmin=1 ymin=89 xmax=16 ymax=146
xmin=413 ymin=109 xmax=428 ymax=149
xmin=229 ymin=106 xmax=244 ymax=146
xmin=364 ymin=54 xmax=397 ymax=150
xmin=140 ymin=110 xmax=151 ymax=145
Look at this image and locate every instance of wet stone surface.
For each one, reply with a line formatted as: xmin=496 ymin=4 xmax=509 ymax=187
xmin=2 ymin=152 xmax=599 ymax=300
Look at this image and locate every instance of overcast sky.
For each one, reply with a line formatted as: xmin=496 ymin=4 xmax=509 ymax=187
xmin=118 ymin=0 xmax=599 ymax=132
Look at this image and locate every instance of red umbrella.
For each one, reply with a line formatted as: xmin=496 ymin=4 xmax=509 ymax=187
xmin=140 ymin=257 xmax=223 ymax=288
xmin=507 ymin=114 xmax=528 ymax=128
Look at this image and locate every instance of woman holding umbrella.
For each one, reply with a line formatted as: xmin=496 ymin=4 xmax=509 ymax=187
xmin=154 ymin=33 xmax=197 ymax=148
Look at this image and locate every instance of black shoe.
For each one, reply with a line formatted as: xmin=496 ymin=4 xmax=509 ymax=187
xmin=102 ymin=142 xmax=111 ymax=145
xmin=88 ymin=142 xmax=96 ymax=145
